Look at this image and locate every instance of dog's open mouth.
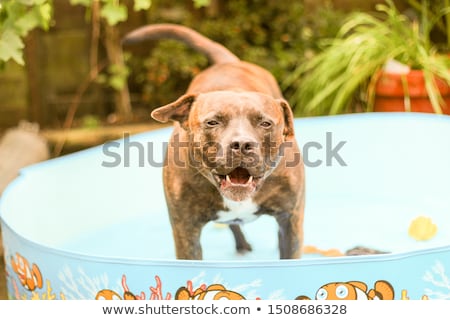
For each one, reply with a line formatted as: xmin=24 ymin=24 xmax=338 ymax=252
xmin=214 ymin=167 xmax=261 ymax=201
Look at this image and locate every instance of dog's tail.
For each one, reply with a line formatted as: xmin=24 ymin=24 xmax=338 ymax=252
xmin=122 ymin=23 xmax=240 ymax=65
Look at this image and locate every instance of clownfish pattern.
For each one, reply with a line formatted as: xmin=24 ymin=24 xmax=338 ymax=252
xmin=175 ymin=284 xmax=245 ymax=300
xmin=296 ymin=280 xmax=395 ymax=300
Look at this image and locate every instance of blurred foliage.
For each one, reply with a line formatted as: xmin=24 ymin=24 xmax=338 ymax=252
xmin=285 ymin=0 xmax=450 ymax=116
xmin=192 ymin=0 xmax=210 ymax=8
xmin=406 ymin=0 xmax=450 ymax=50
xmin=0 ymin=0 xmax=348 ymax=123
xmin=80 ymin=114 xmax=101 ymax=128
xmin=0 ymin=0 xmax=53 ymax=65
xmin=125 ymin=0 xmax=346 ymax=114
xmin=70 ymin=0 xmax=152 ymax=26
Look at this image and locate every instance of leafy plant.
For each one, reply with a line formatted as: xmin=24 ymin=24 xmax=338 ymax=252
xmin=130 ymin=0 xmax=344 ymax=111
xmin=70 ymin=0 xmax=151 ymax=26
xmin=406 ymin=0 xmax=450 ymax=50
xmin=192 ymin=0 xmax=210 ymax=9
xmin=69 ymin=0 xmax=151 ymax=91
xmin=0 ymin=0 xmax=53 ymax=65
xmin=53 ymin=0 xmax=152 ymax=154
xmin=284 ymin=0 xmax=450 ymax=116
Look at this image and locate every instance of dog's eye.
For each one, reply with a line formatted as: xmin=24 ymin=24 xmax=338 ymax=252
xmin=260 ymin=121 xmax=272 ymax=128
xmin=206 ymin=120 xmax=220 ymax=127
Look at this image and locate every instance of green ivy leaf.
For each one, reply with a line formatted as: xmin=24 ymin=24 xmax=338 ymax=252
xmin=100 ymin=2 xmax=127 ymax=26
xmin=134 ymin=0 xmax=151 ymax=11
xmin=2 ymin=1 xmax=25 ymax=28
xmin=38 ymin=2 xmax=52 ymax=29
xmin=109 ymin=74 xmax=126 ymax=90
xmin=107 ymin=63 xmax=129 ymax=90
xmin=69 ymin=0 xmax=93 ymax=6
xmin=16 ymin=0 xmax=44 ymax=5
xmin=17 ymin=0 xmax=51 ymax=7
xmin=15 ymin=12 xmax=41 ymax=36
xmin=0 ymin=29 xmax=25 ymax=65
xmin=14 ymin=3 xmax=52 ymax=35
xmin=192 ymin=0 xmax=210 ymax=9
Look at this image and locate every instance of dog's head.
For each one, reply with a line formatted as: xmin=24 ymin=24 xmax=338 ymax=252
xmin=152 ymin=91 xmax=296 ymax=202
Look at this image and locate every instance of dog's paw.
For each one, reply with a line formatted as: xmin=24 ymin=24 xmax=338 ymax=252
xmin=236 ymin=242 xmax=253 ymax=254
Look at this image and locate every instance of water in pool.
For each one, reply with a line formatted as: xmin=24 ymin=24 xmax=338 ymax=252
xmin=61 ymin=197 xmax=447 ymax=261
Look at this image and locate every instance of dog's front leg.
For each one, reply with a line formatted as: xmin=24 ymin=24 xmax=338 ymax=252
xmin=171 ymin=219 xmax=205 ymax=260
xmin=229 ymin=224 xmax=252 ymax=253
xmin=275 ymin=211 xmax=303 ymax=259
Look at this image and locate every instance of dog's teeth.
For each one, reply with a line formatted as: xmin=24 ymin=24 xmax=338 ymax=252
xmin=247 ymin=176 xmax=253 ymax=185
xmin=226 ymin=175 xmax=231 ymax=183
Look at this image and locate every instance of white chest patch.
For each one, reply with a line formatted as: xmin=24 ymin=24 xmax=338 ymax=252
xmin=215 ymin=197 xmax=259 ymax=224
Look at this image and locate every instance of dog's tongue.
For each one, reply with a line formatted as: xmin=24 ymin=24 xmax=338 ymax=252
xmin=228 ymin=167 xmax=250 ymax=184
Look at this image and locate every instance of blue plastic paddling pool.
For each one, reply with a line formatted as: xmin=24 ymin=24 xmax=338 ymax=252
xmin=1 ymin=113 xmax=449 ymax=300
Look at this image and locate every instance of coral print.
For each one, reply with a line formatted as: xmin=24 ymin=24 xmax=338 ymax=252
xmin=96 ymin=275 xmax=160 ymax=300
xmin=423 ymin=261 xmax=450 ymax=299
xmin=93 ymin=275 xmax=247 ymax=300
xmin=95 ymin=275 xmax=144 ymax=300
xmin=4 ymin=254 xmax=445 ymax=300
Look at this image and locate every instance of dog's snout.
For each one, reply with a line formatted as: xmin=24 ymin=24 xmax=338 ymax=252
xmin=229 ymin=139 xmax=258 ymax=153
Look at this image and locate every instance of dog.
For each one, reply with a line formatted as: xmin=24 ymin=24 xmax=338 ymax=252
xmin=123 ymin=24 xmax=305 ymax=260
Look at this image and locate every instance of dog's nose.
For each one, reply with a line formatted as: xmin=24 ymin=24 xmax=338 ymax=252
xmin=229 ymin=139 xmax=258 ymax=153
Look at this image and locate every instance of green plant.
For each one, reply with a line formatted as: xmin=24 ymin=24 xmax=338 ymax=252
xmin=406 ymin=0 xmax=450 ymax=50
xmin=0 ymin=0 xmax=53 ymax=66
xmin=1 ymin=0 xmax=152 ymax=126
xmin=69 ymin=0 xmax=152 ymax=90
xmin=285 ymin=0 xmax=450 ymax=116
xmin=127 ymin=0 xmax=301 ymax=108
xmin=128 ymin=0 xmax=344 ymax=110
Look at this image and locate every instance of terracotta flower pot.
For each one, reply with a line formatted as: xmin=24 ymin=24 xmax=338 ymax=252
xmin=374 ymin=70 xmax=450 ymax=114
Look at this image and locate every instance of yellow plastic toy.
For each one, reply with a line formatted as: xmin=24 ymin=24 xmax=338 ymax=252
xmin=408 ymin=216 xmax=438 ymax=241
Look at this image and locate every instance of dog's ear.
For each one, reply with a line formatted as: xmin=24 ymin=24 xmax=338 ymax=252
xmin=151 ymin=94 xmax=196 ymax=128
xmin=277 ymin=99 xmax=295 ymax=137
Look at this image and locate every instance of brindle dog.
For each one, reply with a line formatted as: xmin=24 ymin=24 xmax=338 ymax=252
xmin=123 ymin=24 xmax=305 ymax=260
